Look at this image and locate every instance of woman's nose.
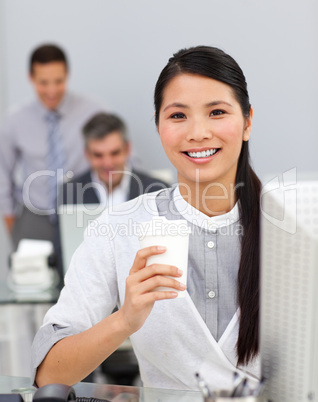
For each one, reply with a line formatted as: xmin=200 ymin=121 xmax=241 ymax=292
xmin=186 ymin=118 xmax=213 ymax=142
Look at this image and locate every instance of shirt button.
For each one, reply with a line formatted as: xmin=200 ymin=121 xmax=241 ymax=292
xmin=207 ymin=241 xmax=215 ymax=249
xmin=208 ymin=290 xmax=216 ymax=299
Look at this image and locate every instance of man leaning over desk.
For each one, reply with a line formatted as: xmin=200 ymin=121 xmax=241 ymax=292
xmin=0 ymin=44 xmax=105 ymax=269
xmin=61 ymin=112 xmax=169 ymax=207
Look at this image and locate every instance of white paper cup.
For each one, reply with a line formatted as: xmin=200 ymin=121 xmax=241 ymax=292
xmin=138 ymin=217 xmax=190 ymax=298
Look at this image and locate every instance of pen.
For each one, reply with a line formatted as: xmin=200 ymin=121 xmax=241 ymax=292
xmin=231 ymin=377 xmax=247 ymax=397
xmin=240 ymin=378 xmax=251 ymax=397
xmin=232 ymin=372 xmax=241 ymax=389
xmin=253 ymin=376 xmax=266 ymax=396
xmin=195 ymin=372 xmax=213 ymax=398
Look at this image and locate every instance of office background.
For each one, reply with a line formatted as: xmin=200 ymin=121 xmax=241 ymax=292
xmin=0 ymin=0 xmax=317 ymax=375
xmin=0 ymin=0 xmax=317 ymax=270
xmin=0 ymin=0 xmax=317 ymax=275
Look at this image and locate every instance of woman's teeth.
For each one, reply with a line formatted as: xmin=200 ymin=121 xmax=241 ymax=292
xmin=186 ymin=149 xmax=218 ymax=158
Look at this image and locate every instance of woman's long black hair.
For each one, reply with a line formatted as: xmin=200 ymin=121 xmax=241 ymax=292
xmin=154 ymin=46 xmax=261 ymax=365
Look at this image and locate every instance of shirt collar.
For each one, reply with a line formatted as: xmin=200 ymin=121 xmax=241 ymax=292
xmin=91 ymin=166 xmax=131 ymax=203
xmin=37 ymin=92 xmax=70 ymax=119
xmin=173 ymin=185 xmax=239 ymax=230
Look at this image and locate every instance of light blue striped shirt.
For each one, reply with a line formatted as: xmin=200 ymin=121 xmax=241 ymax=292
xmin=0 ymin=93 xmax=105 ymax=214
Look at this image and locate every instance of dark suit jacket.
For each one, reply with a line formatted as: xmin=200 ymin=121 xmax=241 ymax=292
xmin=61 ymin=168 xmax=169 ymax=205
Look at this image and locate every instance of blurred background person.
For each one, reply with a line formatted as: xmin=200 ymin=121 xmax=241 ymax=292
xmin=0 ymin=43 xmax=106 ymax=277
xmin=61 ymin=112 xmax=169 ymax=207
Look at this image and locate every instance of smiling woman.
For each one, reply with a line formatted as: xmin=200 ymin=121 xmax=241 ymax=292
xmin=157 ymin=73 xmax=252 ymax=212
xmin=154 ymin=46 xmax=261 ymax=365
xmin=32 ymin=46 xmax=261 ymax=393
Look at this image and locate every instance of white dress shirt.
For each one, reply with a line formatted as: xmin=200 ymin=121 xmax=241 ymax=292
xmin=90 ymin=167 xmax=131 ymax=208
xmin=32 ymin=188 xmax=260 ymax=390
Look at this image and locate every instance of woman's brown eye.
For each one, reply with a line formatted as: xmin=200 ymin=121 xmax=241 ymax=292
xmin=171 ymin=113 xmax=185 ymax=119
xmin=211 ymin=110 xmax=225 ymax=116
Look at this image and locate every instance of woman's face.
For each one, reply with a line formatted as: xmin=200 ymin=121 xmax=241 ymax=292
xmin=157 ymin=73 xmax=252 ymax=191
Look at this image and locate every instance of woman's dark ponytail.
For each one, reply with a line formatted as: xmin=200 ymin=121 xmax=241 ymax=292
xmin=236 ymin=141 xmax=261 ymax=365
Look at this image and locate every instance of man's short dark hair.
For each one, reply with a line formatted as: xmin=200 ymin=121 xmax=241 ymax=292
xmin=29 ymin=44 xmax=68 ymax=74
xmin=83 ymin=113 xmax=128 ymax=145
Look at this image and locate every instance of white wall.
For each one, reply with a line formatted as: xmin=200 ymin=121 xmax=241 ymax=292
xmin=1 ymin=0 xmax=318 ymax=181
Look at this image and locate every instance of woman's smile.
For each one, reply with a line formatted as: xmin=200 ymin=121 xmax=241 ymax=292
xmin=182 ymin=147 xmax=220 ymax=163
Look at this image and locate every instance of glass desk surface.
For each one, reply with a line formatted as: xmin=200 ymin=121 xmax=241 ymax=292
xmin=0 ymin=376 xmax=31 ymax=393
xmin=0 ymin=376 xmax=203 ymax=401
xmin=0 ymin=280 xmax=61 ymax=304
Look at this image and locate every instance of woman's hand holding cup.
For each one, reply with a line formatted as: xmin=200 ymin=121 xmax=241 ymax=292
xmin=120 ymin=245 xmax=185 ymax=335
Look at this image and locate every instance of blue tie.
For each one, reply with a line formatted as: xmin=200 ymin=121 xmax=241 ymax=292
xmin=46 ymin=111 xmax=65 ymax=218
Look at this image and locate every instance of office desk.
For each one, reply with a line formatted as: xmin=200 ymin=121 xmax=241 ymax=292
xmin=0 ymin=280 xmax=61 ymax=377
xmin=0 ymin=375 xmax=203 ymax=402
xmin=0 ymin=280 xmax=136 ymax=384
xmin=0 ymin=280 xmax=61 ymax=305
xmin=0 ymin=375 xmax=31 ymax=392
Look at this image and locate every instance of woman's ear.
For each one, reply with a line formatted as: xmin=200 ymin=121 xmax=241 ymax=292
xmin=243 ymin=107 xmax=253 ymax=142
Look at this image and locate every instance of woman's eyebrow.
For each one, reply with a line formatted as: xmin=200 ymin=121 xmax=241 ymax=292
xmin=206 ymin=100 xmax=233 ymax=108
xmin=163 ymin=102 xmax=188 ymax=112
xmin=163 ymin=100 xmax=234 ymax=112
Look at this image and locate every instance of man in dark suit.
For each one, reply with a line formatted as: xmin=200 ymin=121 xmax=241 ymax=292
xmin=61 ymin=112 xmax=169 ymax=206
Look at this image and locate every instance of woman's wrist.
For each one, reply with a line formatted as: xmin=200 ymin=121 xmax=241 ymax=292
xmin=108 ymin=308 xmax=134 ymax=341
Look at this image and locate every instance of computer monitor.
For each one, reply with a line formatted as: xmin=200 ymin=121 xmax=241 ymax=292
xmin=260 ymin=174 xmax=318 ymax=402
xmin=58 ymin=204 xmax=104 ymax=274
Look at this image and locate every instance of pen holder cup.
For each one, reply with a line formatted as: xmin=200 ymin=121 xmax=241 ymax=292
xmin=11 ymin=387 xmax=37 ymax=402
xmin=204 ymin=397 xmax=265 ymax=402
